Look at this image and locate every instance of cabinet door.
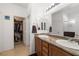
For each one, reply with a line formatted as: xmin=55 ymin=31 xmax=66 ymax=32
xmin=35 ymin=37 xmax=42 ymax=56
xmin=49 ymin=44 xmax=72 ymax=56
xmin=49 ymin=44 xmax=53 ymax=56
xmin=41 ymin=41 xmax=49 ymax=56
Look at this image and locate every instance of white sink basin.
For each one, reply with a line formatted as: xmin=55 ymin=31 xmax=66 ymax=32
xmin=38 ymin=35 xmax=49 ymax=38
xmin=56 ymin=39 xmax=79 ymax=50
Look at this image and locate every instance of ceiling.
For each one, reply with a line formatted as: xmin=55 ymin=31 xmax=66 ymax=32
xmin=14 ymin=3 xmax=29 ymax=8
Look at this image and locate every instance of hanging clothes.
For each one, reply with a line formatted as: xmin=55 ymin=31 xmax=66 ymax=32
xmin=14 ymin=22 xmax=22 ymax=42
xmin=20 ymin=24 xmax=22 ymax=31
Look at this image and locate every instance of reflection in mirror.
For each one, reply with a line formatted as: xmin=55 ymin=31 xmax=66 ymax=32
xmin=41 ymin=22 xmax=43 ymax=30
xmin=38 ymin=27 xmax=40 ymax=30
xmin=51 ymin=4 xmax=79 ymax=38
xmin=63 ymin=14 xmax=76 ymax=37
xmin=44 ymin=22 xmax=46 ymax=30
xmin=64 ymin=32 xmax=75 ymax=37
xmin=49 ymin=26 xmax=52 ymax=32
xmin=62 ymin=4 xmax=79 ymax=38
xmin=41 ymin=22 xmax=46 ymax=30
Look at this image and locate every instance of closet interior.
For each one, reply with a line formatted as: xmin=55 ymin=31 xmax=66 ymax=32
xmin=14 ymin=16 xmax=23 ymax=45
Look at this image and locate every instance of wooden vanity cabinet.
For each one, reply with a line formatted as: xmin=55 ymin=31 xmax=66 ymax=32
xmin=49 ymin=44 xmax=72 ymax=56
xmin=35 ymin=36 xmax=73 ymax=56
xmin=41 ymin=41 xmax=49 ymax=56
xmin=35 ymin=37 xmax=49 ymax=56
xmin=35 ymin=37 xmax=42 ymax=56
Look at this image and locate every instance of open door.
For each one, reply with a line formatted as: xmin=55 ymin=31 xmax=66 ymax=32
xmin=14 ymin=16 xmax=24 ymax=46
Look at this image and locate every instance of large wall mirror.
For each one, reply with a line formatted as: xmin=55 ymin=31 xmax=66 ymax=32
xmin=51 ymin=4 xmax=79 ymax=38
xmin=63 ymin=4 xmax=79 ymax=38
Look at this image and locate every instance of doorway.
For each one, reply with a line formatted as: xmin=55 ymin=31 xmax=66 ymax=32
xmin=14 ymin=16 xmax=24 ymax=47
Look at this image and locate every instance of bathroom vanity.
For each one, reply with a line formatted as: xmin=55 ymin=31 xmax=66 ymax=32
xmin=35 ymin=34 xmax=79 ymax=56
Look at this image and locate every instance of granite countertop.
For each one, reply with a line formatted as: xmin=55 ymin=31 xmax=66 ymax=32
xmin=35 ymin=34 xmax=79 ymax=56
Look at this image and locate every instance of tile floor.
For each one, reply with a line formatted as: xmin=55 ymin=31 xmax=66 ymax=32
xmin=0 ymin=43 xmax=30 ymax=56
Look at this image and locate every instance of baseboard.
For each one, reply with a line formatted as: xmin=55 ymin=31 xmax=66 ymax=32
xmin=29 ymin=53 xmax=37 ymax=56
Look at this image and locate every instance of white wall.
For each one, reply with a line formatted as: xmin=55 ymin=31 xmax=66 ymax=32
xmin=0 ymin=3 xmax=28 ymax=52
xmin=0 ymin=16 xmax=14 ymax=51
xmin=24 ymin=4 xmax=31 ymax=46
xmin=0 ymin=15 xmax=3 ymax=51
xmin=29 ymin=3 xmax=52 ymax=54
